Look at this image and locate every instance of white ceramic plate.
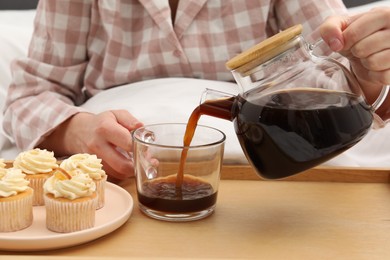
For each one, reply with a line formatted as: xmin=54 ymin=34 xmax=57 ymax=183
xmin=0 ymin=182 xmax=133 ymax=251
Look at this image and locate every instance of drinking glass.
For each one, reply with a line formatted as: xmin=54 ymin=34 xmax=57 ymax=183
xmin=132 ymin=123 xmax=225 ymax=222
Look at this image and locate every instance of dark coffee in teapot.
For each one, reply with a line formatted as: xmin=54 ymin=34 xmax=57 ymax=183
xmin=188 ymin=88 xmax=373 ymax=179
xmin=234 ymin=88 xmax=372 ymax=179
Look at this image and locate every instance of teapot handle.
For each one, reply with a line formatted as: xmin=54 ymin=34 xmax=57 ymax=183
xmin=371 ymin=85 xmax=390 ymax=128
xmin=310 ymin=39 xmax=390 ymax=128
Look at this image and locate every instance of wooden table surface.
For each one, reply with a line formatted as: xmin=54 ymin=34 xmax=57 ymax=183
xmin=1 ymin=165 xmax=390 ymax=259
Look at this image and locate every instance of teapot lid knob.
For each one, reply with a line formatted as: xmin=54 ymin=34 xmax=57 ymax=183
xmin=225 ymin=24 xmax=303 ymax=72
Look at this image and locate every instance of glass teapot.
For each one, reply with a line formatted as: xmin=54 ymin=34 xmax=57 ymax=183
xmin=198 ymin=24 xmax=390 ymax=179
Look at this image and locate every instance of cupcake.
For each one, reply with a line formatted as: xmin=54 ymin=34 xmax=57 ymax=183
xmin=13 ymin=148 xmax=58 ymax=206
xmin=0 ymin=167 xmax=33 ymax=232
xmin=43 ymin=167 xmax=97 ymax=233
xmin=60 ymin=153 xmax=107 ymax=209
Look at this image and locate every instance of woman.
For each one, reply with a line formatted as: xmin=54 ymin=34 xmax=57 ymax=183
xmin=3 ymin=0 xmax=390 ymax=179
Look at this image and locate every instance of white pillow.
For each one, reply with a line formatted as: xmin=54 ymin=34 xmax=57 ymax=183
xmin=81 ymin=77 xmax=248 ymax=164
xmin=0 ymin=10 xmax=35 ymax=158
xmin=0 ymin=10 xmax=35 ymax=95
xmin=82 ymin=77 xmax=390 ymax=168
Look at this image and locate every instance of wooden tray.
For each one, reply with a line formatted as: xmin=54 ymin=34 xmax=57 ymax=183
xmin=221 ymin=164 xmax=390 ymax=183
xmin=5 ymin=160 xmax=390 ymax=183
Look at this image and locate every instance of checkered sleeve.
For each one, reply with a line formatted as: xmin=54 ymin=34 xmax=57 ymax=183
xmin=2 ymin=0 xmax=92 ymax=150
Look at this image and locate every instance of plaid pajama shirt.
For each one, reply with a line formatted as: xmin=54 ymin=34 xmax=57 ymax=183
xmin=3 ymin=0 xmax=347 ymax=150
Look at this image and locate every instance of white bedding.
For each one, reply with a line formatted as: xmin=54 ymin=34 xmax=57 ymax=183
xmin=1 ymin=2 xmax=390 ymax=168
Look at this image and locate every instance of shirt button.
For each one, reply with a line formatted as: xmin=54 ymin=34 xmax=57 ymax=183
xmin=173 ymin=50 xmax=182 ymax=57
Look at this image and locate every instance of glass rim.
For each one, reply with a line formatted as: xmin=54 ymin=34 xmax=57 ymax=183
xmin=131 ymin=123 xmax=226 ymax=149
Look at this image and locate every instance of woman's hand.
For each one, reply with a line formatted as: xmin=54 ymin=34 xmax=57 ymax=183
xmin=320 ymin=7 xmax=390 ymax=103
xmin=39 ymin=110 xmax=143 ymax=180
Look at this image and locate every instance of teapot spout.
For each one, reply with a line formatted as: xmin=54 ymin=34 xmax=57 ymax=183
xmin=200 ymin=89 xmax=237 ymax=121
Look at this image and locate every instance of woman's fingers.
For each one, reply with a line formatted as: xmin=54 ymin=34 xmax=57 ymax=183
xmin=78 ymin=110 xmax=142 ymax=179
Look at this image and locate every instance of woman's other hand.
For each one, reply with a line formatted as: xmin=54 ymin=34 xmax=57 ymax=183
xmin=40 ymin=110 xmax=143 ymax=180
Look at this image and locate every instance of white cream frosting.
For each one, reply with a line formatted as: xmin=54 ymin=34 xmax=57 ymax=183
xmin=0 ymin=168 xmax=30 ymax=198
xmin=43 ymin=169 xmax=96 ymax=200
xmin=13 ymin=148 xmax=58 ymax=175
xmin=60 ymin=153 xmax=106 ymax=180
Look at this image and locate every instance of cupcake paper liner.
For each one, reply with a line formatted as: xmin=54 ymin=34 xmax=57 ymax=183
xmin=44 ymin=194 xmax=98 ymax=233
xmin=0 ymin=189 xmax=34 ymax=232
xmin=95 ymin=176 xmax=107 ymax=210
xmin=26 ymin=174 xmax=51 ymax=206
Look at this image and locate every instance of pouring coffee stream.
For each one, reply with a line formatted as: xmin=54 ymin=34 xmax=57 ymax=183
xmin=178 ymin=24 xmax=390 ymax=182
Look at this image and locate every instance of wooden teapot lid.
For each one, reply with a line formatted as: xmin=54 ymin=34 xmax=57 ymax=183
xmin=225 ymin=24 xmax=303 ymax=72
